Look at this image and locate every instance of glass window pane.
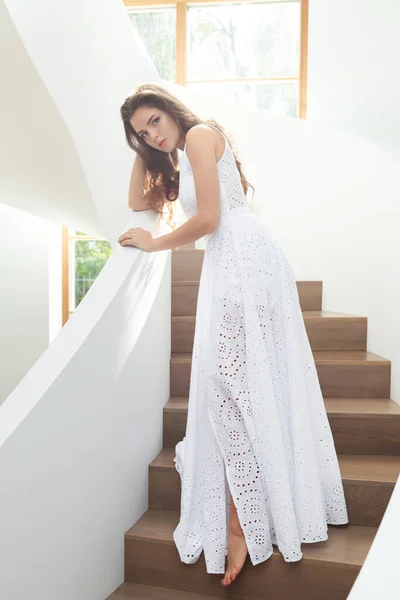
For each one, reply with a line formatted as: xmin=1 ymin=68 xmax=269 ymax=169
xmin=128 ymin=7 xmax=176 ymax=82
xmin=187 ymin=1 xmax=300 ymax=81
xmin=70 ymin=238 xmax=112 ymax=310
xmin=188 ymin=80 xmax=298 ymax=117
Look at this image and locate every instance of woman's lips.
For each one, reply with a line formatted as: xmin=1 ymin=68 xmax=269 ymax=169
xmin=159 ymin=139 xmax=166 ymax=147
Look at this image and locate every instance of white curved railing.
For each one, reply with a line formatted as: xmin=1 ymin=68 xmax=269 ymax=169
xmin=0 ymin=2 xmax=174 ymax=597
xmin=1 ymin=0 xmax=400 ymax=598
xmin=0 ymin=211 xmax=172 ymax=600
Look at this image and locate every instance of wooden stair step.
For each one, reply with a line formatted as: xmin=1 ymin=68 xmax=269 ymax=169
xmin=164 ymin=396 xmax=400 ymax=416
xmin=149 ymin=448 xmax=400 ymax=527
xmin=151 ymin=448 xmax=400 ymax=482
xmin=170 ymin=350 xmax=391 ymax=365
xmin=126 ymin=509 xmax=375 ymax=565
xmin=171 ymin=248 xmax=204 ymax=281
xmin=170 ymin=351 xmax=391 ymax=399
xmin=172 ymin=280 xmax=323 ymax=313
xmin=124 ymin=508 xmax=378 ymax=600
xmin=325 ymin=398 xmax=400 ymax=455
xmin=338 ymin=453 xmax=400 ymax=483
xmin=163 ymin=396 xmax=400 ymax=455
xmin=171 ymin=248 xmax=207 ymax=283
xmin=107 ymin=582 xmax=223 ymax=599
xmin=171 ymin=311 xmax=368 ymax=352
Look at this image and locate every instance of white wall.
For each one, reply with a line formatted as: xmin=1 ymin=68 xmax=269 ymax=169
xmin=307 ymin=0 xmax=400 ymax=164
xmin=0 ymin=204 xmax=52 ymax=405
xmin=0 ymin=1 xmax=102 ymax=234
xmin=4 ymin=0 xmax=159 ymax=244
xmin=305 ymin=0 xmax=400 ymax=402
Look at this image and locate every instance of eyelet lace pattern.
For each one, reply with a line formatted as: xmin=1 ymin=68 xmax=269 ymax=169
xmin=173 ymin=125 xmax=349 ymax=574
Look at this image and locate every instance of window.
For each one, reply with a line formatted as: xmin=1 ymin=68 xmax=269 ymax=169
xmin=125 ymin=0 xmax=308 ymax=118
xmin=128 ymin=6 xmax=177 ymax=81
xmin=62 ymin=228 xmax=112 ymax=325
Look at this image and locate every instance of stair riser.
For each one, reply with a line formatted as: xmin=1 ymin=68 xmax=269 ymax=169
xmin=318 ymin=364 xmax=390 ymax=397
xmin=171 ymin=251 xmax=205 ymax=282
xmin=125 ymin=538 xmax=359 ymax=600
xmin=163 ymin=411 xmax=187 ymax=449
xmin=343 ymin=482 xmax=395 ymax=527
xmin=330 ymin=417 xmax=400 ymax=454
xmin=163 ymin=410 xmax=400 ymax=455
xmin=172 ymin=281 xmax=323 ymax=315
xmin=170 ymin=361 xmax=391 ymax=399
xmin=149 ymin=467 xmax=394 ymax=528
xmin=171 ymin=317 xmax=367 ymax=352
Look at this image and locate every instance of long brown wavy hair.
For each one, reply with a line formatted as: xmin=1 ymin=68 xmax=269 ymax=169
xmin=120 ymin=82 xmax=255 ymax=229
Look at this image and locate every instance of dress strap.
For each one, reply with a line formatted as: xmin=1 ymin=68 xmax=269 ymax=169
xmin=183 ymin=123 xmax=227 ymax=154
xmin=205 ymin=124 xmax=228 ymax=162
xmin=205 ymin=123 xmax=227 ymax=141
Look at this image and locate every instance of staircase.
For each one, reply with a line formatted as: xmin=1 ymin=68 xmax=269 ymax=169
xmin=108 ymin=248 xmax=400 ymax=600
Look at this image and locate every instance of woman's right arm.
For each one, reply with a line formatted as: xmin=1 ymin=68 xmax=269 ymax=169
xmin=128 ymin=154 xmax=151 ymax=211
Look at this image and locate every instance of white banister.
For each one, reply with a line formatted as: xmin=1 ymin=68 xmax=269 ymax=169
xmin=0 ymin=211 xmax=172 ymax=600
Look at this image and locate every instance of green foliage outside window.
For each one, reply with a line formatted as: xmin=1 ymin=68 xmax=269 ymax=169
xmin=74 ymin=233 xmax=112 ymax=307
xmin=128 ymin=8 xmax=176 ymax=81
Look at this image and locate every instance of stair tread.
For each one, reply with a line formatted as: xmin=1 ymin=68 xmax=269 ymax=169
xmin=325 ymin=397 xmax=400 ymax=415
xmin=125 ymin=508 xmax=377 ymax=568
xmin=107 ymin=582 xmax=223 ymax=600
xmin=165 ymin=396 xmax=400 ymax=416
xmin=172 ymin=248 xmax=205 ymax=253
xmin=172 ymin=310 xmax=366 ymax=320
xmin=171 ymin=350 xmax=390 ymax=365
xmin=151 ymin=447 xmax=400 ymax=484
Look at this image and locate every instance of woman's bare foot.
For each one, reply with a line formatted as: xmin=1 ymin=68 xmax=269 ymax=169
xmin=221 ymin=497 xmax=248 ymax=586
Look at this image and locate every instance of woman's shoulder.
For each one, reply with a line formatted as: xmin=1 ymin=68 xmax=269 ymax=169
xmin=186 ymin=122 xmax=219 ymax=140
xmin=185 ymin=124 xmax=225 ymax=161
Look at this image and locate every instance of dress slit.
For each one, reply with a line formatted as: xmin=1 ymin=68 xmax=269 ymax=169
xmin=205 ymin=388 xmax=275 ymax=568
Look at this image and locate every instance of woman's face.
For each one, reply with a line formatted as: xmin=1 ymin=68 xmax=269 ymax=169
xmin=130 ymin=106 xmax=182 ymax=153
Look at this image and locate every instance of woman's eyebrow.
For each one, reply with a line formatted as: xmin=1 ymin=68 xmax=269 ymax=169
xmin=137 ymin=114 xmax=156 ymax=135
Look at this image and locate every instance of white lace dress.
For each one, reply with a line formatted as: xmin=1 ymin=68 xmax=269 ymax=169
xmin=173 ymin=124 xmax=349 ymax=575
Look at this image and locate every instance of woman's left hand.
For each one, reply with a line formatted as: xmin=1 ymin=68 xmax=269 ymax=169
xmin=118 ymin=227 xmax=155 ymax=252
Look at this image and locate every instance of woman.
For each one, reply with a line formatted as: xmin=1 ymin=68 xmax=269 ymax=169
xmin=118 ymin=83 xmax=349 ymax=587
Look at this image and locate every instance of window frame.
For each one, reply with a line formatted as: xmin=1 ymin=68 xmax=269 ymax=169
xmin=62 ymin=227 xmax=107 ymax=325
xmin=125 ymin=0 xmax=309 ymax=118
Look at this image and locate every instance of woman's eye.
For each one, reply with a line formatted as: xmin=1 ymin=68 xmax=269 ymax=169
xmin=141 ymin=117 xmax=159 ymax=139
